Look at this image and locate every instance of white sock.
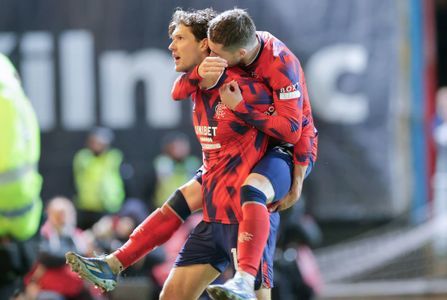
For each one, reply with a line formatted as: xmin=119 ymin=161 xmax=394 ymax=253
xmin=235 ymin=271 xmax=255 ymax=289
xmin=105 ymin=254 xmax=124 ymax=275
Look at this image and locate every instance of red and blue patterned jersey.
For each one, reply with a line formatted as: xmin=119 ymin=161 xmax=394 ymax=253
xmin=172 ymin=67 xmax=273 ymax=224
xmin=233 ymin=31 xmax=318 ymax=166
xmin=170 ymin=31 xmax=318 ymax=223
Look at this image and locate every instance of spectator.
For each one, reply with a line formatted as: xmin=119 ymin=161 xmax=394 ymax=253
xmin=0 ymin=53 xmax=43 ymax=299
xmin=73 ymin=127 xmax=126 ymax=229
xmin=24 ymin=196 xmax=95 ymax=300
xmin=152 ymin=132 xmax=200 ymax=208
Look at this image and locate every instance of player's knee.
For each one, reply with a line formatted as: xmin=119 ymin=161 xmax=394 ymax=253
xmin=244 ymin=173 xmax=270 ymax=188
xmin=165 ymin=189 xmax=191 ymax=221
xmin=243 ymin=173 xmax=274 ymax=200
xmin=240 ymin=185 xmax=267 ymax=206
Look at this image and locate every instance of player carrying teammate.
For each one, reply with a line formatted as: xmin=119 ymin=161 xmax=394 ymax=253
xmin=66 ymin=8 xmax=317 ymax=300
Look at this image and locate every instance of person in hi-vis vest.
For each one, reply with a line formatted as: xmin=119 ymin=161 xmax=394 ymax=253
xmin=0 ymin=53 xmax=43 ymax=298
xmin=0 ymin=54 xmax=43 ymax=241
xmin=73 ymin=127 xmax=126 ymax=230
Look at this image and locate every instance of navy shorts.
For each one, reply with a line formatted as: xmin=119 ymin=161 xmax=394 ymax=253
xmin=193 ymin=166 xmax=204 ymax=185
xmin=175 ymin=215 xmax=279 ymax=289
xmin=252 ymin=145 xmax=293 ymax=202
xmin=253 ymin=145 xmax=314 ymax=202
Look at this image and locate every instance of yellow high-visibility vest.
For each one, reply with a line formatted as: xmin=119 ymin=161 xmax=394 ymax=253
xmin=0 ymin=54 xmax=43 ymax=241
xmin=73 ymin=148 xmax=125 ymax=213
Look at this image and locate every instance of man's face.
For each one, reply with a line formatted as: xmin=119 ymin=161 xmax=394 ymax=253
xmin=87 ymin=135 xmax=108 ymax=155
xmin=169 ymin=24 xmax=206 ymax=72
xmin=208 ymin=40 xmax=243 ymax=67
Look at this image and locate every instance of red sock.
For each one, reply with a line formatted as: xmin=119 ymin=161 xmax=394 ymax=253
xmin=114 ymin=205 xmax=182 ymax=268
xmin=237 ymin=203 xmax=270 ymax=276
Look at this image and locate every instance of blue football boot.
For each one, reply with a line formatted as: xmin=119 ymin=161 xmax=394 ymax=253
xmin=65 ymin=251 xmax=117 ymax=292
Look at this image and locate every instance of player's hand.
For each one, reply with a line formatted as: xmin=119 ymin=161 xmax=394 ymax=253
xmin=219 ymin=80 xmax=243 ymax=110
xmin=268 ymin=185 xmax=301 ymax=212
xmin=198 ymin=57 xmax=227 ymax=87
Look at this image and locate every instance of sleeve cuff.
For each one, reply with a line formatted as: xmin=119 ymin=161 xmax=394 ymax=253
xmin=189 ymin=65 xmax=203 ymax=81
xmin=205 ymin=70 xmax=226 ymax=90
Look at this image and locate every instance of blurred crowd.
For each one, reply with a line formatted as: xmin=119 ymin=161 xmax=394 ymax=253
xmin=0 ymin=98 xmax=205 ymax=299
xmin=2 ymin=125 xmax=324 ymax=300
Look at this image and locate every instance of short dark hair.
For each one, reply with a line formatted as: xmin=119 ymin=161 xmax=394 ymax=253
xmin=169 ymin=8 xmax=218 ymax=41
xmin=208 ymin=8 xmax=257 ymax=51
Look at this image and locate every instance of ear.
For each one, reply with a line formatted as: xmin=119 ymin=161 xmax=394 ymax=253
xmin=239 ymin=48 xmax=247 ymax=58
xmin=199 ymin=38 xmax=209 ymax=52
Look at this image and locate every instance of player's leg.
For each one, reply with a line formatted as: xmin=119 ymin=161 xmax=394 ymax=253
xmin=112 ymin=178 xmax=202 ymax=270
xmin=66 ymin=174 xmax=203 ymax=291
xmin=161 ymin=221 xmax=235 ymax=299
xmin=207 ymin=146 xmax=292 ymax=299
xmin=256 ymin=287 xmax=271 ymax=300
xmin=254 ymin=211 xmax=280 ymax=300
xmin=160 ymin=264 xmax=220 ymax=300
xmin=269 ymin=134 xmax=317 ymax=212
xmin=225 ymin=176 xmax=271 ymax=293
xmin=206 ymin=211 xmax=281 ymax=300
xmin=252 ymin=150 xmax=315 ymax=300
xmin=238 ymin=146 xmax=292 ymax=283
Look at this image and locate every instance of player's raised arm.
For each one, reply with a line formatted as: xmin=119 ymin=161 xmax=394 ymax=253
xmin=220 ymin=61 xmax=303 ymax=144
xmin=198 ymin=56 xmax=227 ymax=89
xmin=171 ymin=57 xmax=227 ymax=100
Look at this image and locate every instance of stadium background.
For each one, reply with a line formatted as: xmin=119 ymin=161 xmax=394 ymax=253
xmin=1 ymin=0 xmax=446 ymax=299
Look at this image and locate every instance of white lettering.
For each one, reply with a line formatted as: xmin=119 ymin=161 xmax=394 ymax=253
xmin=100 ymin=49 xmax=179 ymax=128
xmin=20 ymin=32 xmax=55 ymax=131
xmin=60 ymin=30 xmax=95 ymax=129
xmin=0 ymin=32 xmax=16 ymax=54
xmin=307 ymin=44 xmax=368 ymax=124
xmin=279 ymin=90 xmax=301 ymax=100
xmin=200 ymin=136 xmax=213 ymax=142
xmin=0 ymin=30 xmax=180 ymax=131
xmin=201 ymin=143 xmax=221 ymax=150
xmin=194 ymin=125 xmax=218 ymax=137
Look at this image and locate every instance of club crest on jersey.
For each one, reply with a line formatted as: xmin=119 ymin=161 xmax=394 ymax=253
xmin=279 ymin=82 xmax=301 ymax=100
xmin=250 ymin=71 xmax=260 ymax=79
xmin=215 ymin=102 xmax=227 ymax=119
